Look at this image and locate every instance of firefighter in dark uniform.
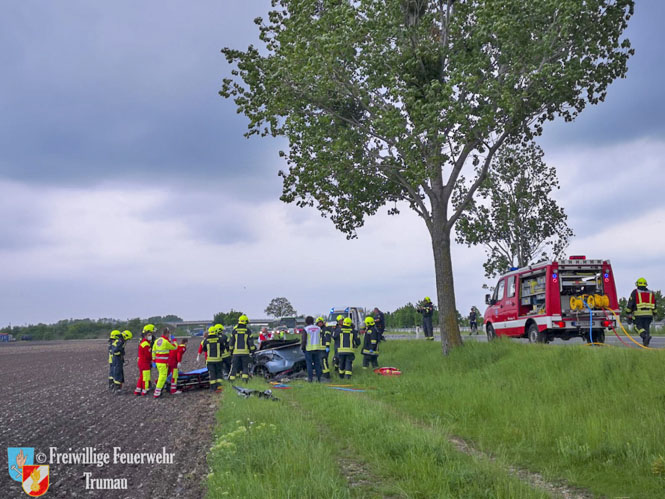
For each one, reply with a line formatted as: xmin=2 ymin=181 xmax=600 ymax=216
xmin=317 ymin=317 xmax=333 ymax=379
xmin=373 ymin=307 xmax=386 ymax=342
xmin=108 ymin=329 xmax=121 ymax=389
xmin=333 ymin=317 xmax=360 ymax=379
xmin=219 ymin=326 xmax=232 ymax=379
xmin=626 ymin=277 xmax=657 ymax=346
xmin=417 ymin=297 xmax=435 ymax=340
xmin=201 ymin=325 xmax=225 ymax=392
xmin=332 ymin=314 xmax=344 ymax=374
xmin=361 ymin=316 xmax=380 ymax=369
xmin=469 ymin=307 xmax=478 ymax=335
xmin=229 ymin=315 xmax=256 ymax=383
xmin=111 ymin=330 xmax=132 ymax=392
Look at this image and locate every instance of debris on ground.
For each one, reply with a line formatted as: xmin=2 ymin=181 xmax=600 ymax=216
xmin=232 ymin=385 xmax=280 ymax=401
xmin=374 ymin=367 xmax=402 ymax=376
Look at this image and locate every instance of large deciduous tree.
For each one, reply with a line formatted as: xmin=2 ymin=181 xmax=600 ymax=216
xmin=455 ymin=141 xmax=574 ymax=278
xmin=265 ymin=297 xmax=297 ymax=318
xmin=220 ymin=0 xmax=634 ymax=354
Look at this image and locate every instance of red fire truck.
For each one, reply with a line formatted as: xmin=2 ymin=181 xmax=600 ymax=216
xmin=483 ymin=256 xmax=620 ymax=343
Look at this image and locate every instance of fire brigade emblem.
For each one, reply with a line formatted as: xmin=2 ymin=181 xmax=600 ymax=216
xmin=8 ymin=447 xmax=34 ymax=482
xmin=22 ymin=465 xmax=49 ymax=497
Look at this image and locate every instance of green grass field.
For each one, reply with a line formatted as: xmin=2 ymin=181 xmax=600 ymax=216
xmin=206 ymin=340 xmax=665 ymax=498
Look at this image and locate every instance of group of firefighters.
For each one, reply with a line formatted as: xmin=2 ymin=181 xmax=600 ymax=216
xmin=107 ymin=278 xmax=658 ymax=395
xmin=108 ymin=324 xmax=188 ymax=398
xmin=106 ymin=311 xmax=386 ymax=396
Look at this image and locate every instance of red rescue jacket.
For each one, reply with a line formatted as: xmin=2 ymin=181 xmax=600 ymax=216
xmin=168 ymin=343 xmax=186 ymax=369
xmin=137 ymin=339 xmax=152 ymax=370
xmin=198 ymin=340 xmax=207 ymax=360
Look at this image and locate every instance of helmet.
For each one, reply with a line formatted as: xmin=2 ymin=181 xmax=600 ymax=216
xmin=110 ymin=329 xmax=121 ymax=339
xmin=208 ymin=326 xmax=216 ymax=333
xmin=424 ymin=297 xmax=431 ymax=302
xmin=343 ymin=317 xmax=352 ymax=327
xmin=216 ymin=324 xmax=225 ymax=332
xmin=122 ymin=330 xmax=133 ymax=340
xmin=238 ymin=315 xmax=249 ymax=324
xmin=316 ymin=316 xmax=325 ymax=324
xmin=336 ymin=314 xmax=344 ymax=322
xmin=365 ymin=317 xmax=375 ymax=326
xmin=143 ymin=324 xmax=155 ymax=333
xmin=636 ymin=277 xmax=648 ymax=287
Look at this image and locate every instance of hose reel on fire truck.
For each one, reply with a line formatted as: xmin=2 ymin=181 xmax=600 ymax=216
xmin=569 ymin=294 xmax=610 ymax=311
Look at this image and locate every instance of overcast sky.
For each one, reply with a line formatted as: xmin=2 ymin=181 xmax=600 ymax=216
xmin=1 ymin=1 xmax=663 ymax=326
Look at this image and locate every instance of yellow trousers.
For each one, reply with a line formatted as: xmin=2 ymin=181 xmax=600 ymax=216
xmin=156 ymin=363 xmax=169 ymax=389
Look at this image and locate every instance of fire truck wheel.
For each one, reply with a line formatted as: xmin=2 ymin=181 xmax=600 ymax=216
xmin=584 ymin=330 xmax=605 ymax=344
xmin=527 ymin=323 xmax=546 ymax=343
xmin=486 ymin=324 xmax=496 ymax=341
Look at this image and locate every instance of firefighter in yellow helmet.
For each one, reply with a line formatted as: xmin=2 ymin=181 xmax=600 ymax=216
xmin=626 ymin=277 xmax=657 ymax=346
xmin=108 ymin=330 xmax=121 ymax=389
xmin=229 ymin=315 xmax=256 ymax=383
xmin=152 ymin=328 xmax=177 ymax=398
xmin=417 ymin=297 xmax=435 ymax=340
xmin=110 ymin=330 xmax=132 ymax=392
xmin=332 ymin=314 xmax=344 ymax=374
xmin=317 ymin=317 xmax=333 ymax=379
xmin=201 ymin=325 xmax=227 ymax=392
xmin=361 ymin=316 xmax=380 ymax=369
xmin=333 ymin=317 xmax=360 ymax=379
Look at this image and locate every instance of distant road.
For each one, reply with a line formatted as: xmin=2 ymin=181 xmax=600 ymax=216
xmin=385 ymin=333 xmax=665 ymax=348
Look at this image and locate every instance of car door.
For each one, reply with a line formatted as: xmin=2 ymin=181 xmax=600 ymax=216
xmin=502 ymin=275 xmax=520 ymax=336
xmin=489 ymin=278 xmax=507 ymax=334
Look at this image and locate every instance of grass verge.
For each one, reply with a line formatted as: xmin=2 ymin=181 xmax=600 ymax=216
xmin=207 ymin=339 xmax=665 ymax=497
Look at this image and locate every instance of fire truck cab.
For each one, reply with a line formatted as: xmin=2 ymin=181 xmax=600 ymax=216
xmin=483 ymin=256 xmax=620 ymax=343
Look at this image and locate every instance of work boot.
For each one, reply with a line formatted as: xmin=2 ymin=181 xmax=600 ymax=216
xmin=141 ymin=390 xmax=148 ymax=396
xmin=645 ymin=335 xmax=651 ymax=347
xmin=153 ymin=388 xmax=162 ymax=398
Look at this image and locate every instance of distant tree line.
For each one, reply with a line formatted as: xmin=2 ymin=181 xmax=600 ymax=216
xmin=212 ymin=310 xmax=244 ymax=327
xmin=1 ymin=315 xmax=183 ymax=341
xmin=383 ymin=304 xmax=474 ymax=329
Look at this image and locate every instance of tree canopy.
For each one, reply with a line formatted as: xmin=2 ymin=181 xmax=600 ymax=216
xmin=221 ymin=0 xmax=634 ymax=354
xmin=265 ymin=297 xmax=297 ymax=318
xmin=456 ymin=140 xmax=573 ymax=277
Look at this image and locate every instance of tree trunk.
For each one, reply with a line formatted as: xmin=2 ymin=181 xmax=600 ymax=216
xmin=430 ymin=222 xmax=463 ymax=355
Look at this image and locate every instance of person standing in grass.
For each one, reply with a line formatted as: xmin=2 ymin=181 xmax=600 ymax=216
xmin=361 ymin=316 xmax=380 ymax=369
xmin=229 ymin=315 xmax=256 ymax=383
xmin=332 ymin=314 xmax=344 ymax=375
xmin=301 ymin=316 xmax=325 ymax=382
xmin=373 ymin=307 xmax=386 ymax=342
xmin=318 ymin=317 xmax=333 ymax=379
xmin=334 ymin=317 xmax=360 ymax=379
xmin=417 ymin=297 xmax=435 ymax=340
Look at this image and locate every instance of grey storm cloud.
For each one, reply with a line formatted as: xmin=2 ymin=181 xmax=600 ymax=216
xmin=539 ymin=1 xmax=665 ymax=148
xmin=0 ymin=0 xmax=277 ymax=187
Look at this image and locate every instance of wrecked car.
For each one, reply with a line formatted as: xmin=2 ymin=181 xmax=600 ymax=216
xmin=251 ymin=339 xmax=306 ymax=379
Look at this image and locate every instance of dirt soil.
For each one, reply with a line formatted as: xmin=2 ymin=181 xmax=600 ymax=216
xmin=0 ymin=339 xmax=219 ymax=498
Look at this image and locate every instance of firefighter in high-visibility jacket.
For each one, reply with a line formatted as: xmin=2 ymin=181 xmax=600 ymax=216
xmin=333 ymin=317 xmax=360 ymax=379
xmin=168 ymin=338 xmax=188 ymax=394
xmin=201 ymin=325 xmax=226 ymax=391
xmin=626 ymin=277 xmax=657 ymax=346
xmin=152 ymin=328 xmax=177 ymax=398
xmin=229 ymin=315 xmax=256 ymax=383
xmin=111 ymin=330 xmax=132 ymax=392
xmin=362 ymin=316 xmax=380 ymax=369
xmin=219 ymin=327 xmax=232 ymax=378
xmin=332 ymin=314 xmax=344 ymax=374
xmin=134 ymin=325 xmax=154 ymax=396
xmin=108 ymin=329 xmax=121 ymax=389
xmin=317 ymin=317 xmax=333 ymax=379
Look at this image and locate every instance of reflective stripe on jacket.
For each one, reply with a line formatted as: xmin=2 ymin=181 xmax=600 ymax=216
xmin=635 ymin=290 xmax=656 ymax=316
xmin=153 ymin=336 xmax=176 ymax=363
xmin=303 ymin=325 xmax=325 ymax=351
